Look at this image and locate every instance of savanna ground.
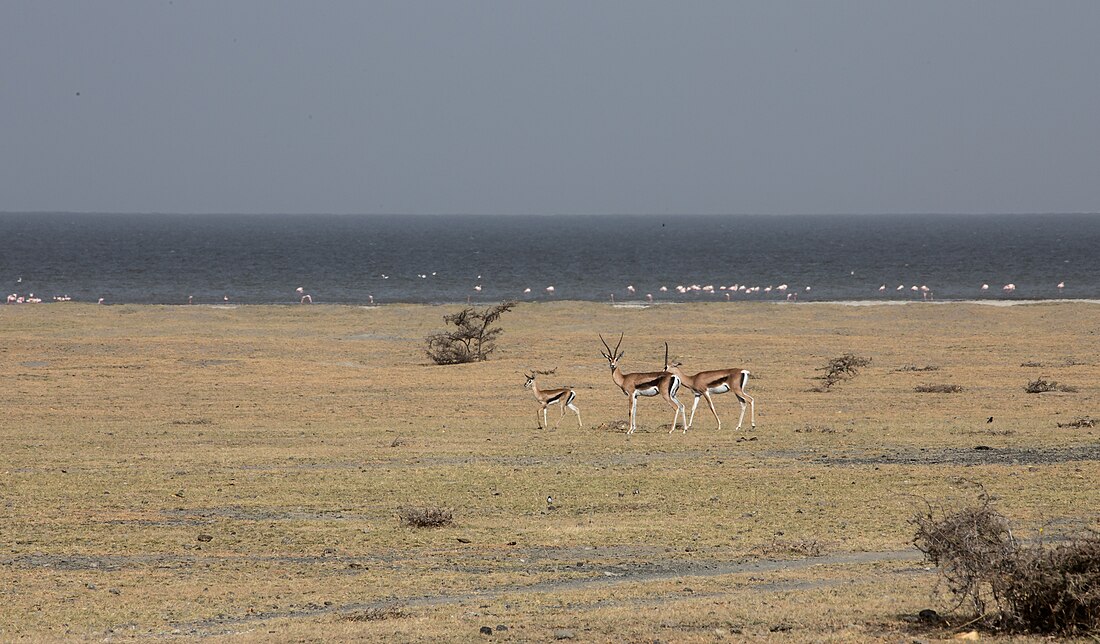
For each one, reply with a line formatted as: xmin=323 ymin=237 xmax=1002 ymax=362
xmin=1 ymin=301 xmax=1098 ymax=642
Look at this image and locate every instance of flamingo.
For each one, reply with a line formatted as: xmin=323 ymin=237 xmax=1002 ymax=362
xmin=545 ymin=285 xmax=555 ymax=293
xmin=659 ymin=286 xmax=668 ymax=292
xmin=879 ymin=284 xmax=886 ymax=291
xmin=1003 ymin=284 xmax=1016 ymax=293
xmin=626 ymin=285 xmax=635 ymax=294
xmin=523 ymin=287 xmax=531 ymax=294
xmin=981 ymin=284 xmax=989 ymax=291
xmin=646 ymin=293 xmax=653 ymax=303
xmin=1057 ymin=281 xmax=1065 ymax=290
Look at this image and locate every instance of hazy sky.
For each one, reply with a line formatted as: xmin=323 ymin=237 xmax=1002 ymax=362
xmin=3 ymin=2 xmax=1099 ymax=215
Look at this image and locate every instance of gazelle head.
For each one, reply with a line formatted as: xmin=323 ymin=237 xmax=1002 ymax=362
xmin=599 ymin=333 xmax=625 ymax=372
xmin=523 ymin=373 xmax=536 ymax=389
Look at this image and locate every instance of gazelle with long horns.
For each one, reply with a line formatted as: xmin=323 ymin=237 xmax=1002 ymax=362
xmin=664 ymin=345 xmax=755 ymax=432
xmin=599 ymin=333 xmax=686 ymax=435
xmin=524 ymin=369 xmax=582 ymax=429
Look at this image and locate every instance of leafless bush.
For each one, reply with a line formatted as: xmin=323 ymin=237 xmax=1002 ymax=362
xmin=342 ymin=603 xmax=407 ymax=622
xmin=912 ymin=497 xmax=1100 ymax=635
xmin=758 ymin=535 xmax=824 ymax=558
xmin=425 ymin=301 xmax=516 ymax=365
xmin=915 ymin=383 xmax=964 ymax=393
xmin=814 ymin=353 xmax=872 ymax=391
xmin=898 ymin=364 xmax=941 ymax=372
xmin=1021 ymin=361 xmax=1044 ymax=368
xmin=795 ymin=424 xmax=837 ymax=433
xmin=1026 ymin=378 xmax=1077 ymax=394
xmin=398 ymin=507 xmax=453 ymax=528
xmin=1057 ymin=417 xmax=1096 ymax=429
xmin=594 ymin=420 xmax=631 ymax=433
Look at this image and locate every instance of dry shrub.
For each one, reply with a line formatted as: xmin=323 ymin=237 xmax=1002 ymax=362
xmin=342 ymin=604 xmax=407 ymax=622
xmin=915 ymin=383 xmax=964 ymax=393
xmin=912 ymin=497 xmax=1100 ymax=635
xmin=594 ymin=420 xmax=631 ymax=433
xmin=898 ymin=364 xmax=941 ymax=372
xmin=398 ymin=507 xmax=453 ymax=528
xmin=425 ymin=301 xmax=516 ymax=365
xmin=1021 ymin=361 xmax=1044 ymax=368
xmin=1057 ymin=417 xmax=1096 ymax=429
xmin=758 ymin=535 xmax=824 ymax=558
xmin=794 ymin=424 xmax=836 ymax=433
xmin=1025 ymin=378 xmax=1077 ymax=394
xmin=814 ymin=353 xmax=872 ymax=391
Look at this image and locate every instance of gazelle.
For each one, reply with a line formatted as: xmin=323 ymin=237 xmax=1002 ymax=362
xmin=664 ymin=345 xmax=755 ymax=432
xmin=599 ymin=333 xmax=686 ymax=434
xmin=524 ymin=369 xmax=582 ymax=429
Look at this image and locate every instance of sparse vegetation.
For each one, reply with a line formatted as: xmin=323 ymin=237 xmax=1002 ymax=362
xmin=398 ymin=507 xmax=454 ymax=528
xmin=897 ymin=364 xmax=940 ymax=372
xmin=915 ymin=383 xmax=964 ymax=393
xmin=1057 ymin=417 xmax=1096 ymax=429
xmin=814 ymin=353 xmax=872 ymax=391
xmin=913 ymin=496 xmax=1100 ymax=635
xmin=342 ymin=604 xmax=407 ymax=622
xmin=1025 ymin=378 xmax=1077 ymax=394
xmin=425 ymin=300 xmax=516 ymax=365
xmin=758 ymin=535 xmax=825 ymax=558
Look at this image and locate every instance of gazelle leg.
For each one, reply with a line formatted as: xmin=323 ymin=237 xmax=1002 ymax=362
xmin=554 ymin=401 xmax=567 ymax=428
xmin=688 ymin=394 xmax=702 ymax=428
xmin=629 ymin=394 xmax=639 ymax=434
xmin=745 ymin=392 xmax=755 ymax=428
xmin=568 ymin=403 xmax=582 ymax=427
xmin=704 ymin=391 xmax=722 ymax=430
xmin=541 ymin=405 xmax=549 ymax=429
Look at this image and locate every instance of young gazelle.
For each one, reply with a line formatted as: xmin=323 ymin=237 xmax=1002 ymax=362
xmin=665 ymin=345 xmax=755 ymax=432
xmin=524 ymin=369 xmax=582 ymax=429
xmin=599 ymin=333 xmax=686 ymax=435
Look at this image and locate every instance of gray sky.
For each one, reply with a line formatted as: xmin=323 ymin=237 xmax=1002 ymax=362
xmin=3 ymin=1 xmax=1099 ymax=215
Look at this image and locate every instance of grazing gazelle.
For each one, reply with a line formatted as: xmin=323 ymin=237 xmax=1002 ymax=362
xmin=599 ymin=333 xmax=686 ymax=435
xmin=664 ymin=345 xmax=755 ymax=432
xmin=524 ymin=369 xmax=582 ymax=429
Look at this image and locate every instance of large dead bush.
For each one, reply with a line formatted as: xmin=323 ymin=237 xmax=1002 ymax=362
xmin=814 ymin=353 xmax=872 ymax=391
xmin=425 ymin=301 xmax=515 ymax=365
xmin=912 ymin=496 xmax=1100 ymax=635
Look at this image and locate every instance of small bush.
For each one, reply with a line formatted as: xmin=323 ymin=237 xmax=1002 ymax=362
xmin=1057 ymin=417 xmax=1096 ymax=429
xmin=1020 ymin=361 xmax=1044 ymax=368
xmin=758 ymin=536 xmax=824 ymax=558
xmin=912 ymin=497 xmax=1100 ymax=635
xmin=398 ymin=507 xmax=453 ymax=528
xmin=794 ymin=424 xmax=837 ymax=433
xmin=898 ymin=364 xmax=941 ymax=372
xmin=342 ymin=604 xmax=407 ymax=622
xmin=814 ymin=353 xmax=872 ymax=391
xmin=915 ymin=383 xmax=964 ymax=393
xmin=1026 ymin=378 xmax=1077 ymax=394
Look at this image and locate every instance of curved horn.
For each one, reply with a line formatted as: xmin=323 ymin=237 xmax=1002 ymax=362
xmin=664 ymin=342 xmax=669 ymax=371
xmin=599 ymin=333 xmax=612 ymax=357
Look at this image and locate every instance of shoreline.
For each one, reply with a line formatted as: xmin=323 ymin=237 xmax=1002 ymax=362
xmin=5 ymin=297 xmax=1100 ymax=308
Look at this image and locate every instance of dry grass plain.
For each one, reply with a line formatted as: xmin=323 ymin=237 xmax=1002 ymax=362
xmin=1 ymin=301 xmax=1098 ymax=642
